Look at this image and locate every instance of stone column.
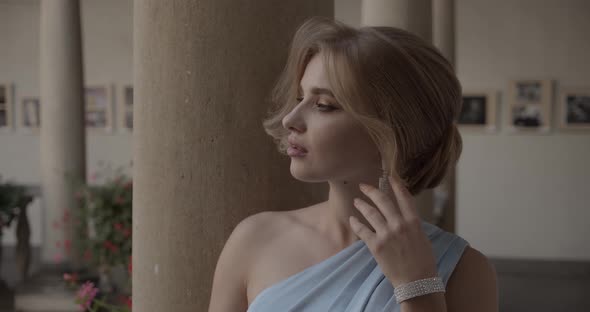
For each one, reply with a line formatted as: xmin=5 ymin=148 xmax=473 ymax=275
xmin=39 ymin=0 xmax=86 ymax=267
xmin=133 ymin=1 xmax=333 ymax=310
xmin=360 ymin=0 xmax=435 ymax=223
xmin=361 ymin=0 xmax=432 ymax=41
xmin=432 ymin=0 xmax=457 ymax=233
xmin=433 ymin=0 xmax=455 ymax=64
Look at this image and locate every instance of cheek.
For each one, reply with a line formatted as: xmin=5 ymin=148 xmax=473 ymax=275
xmin=311 ymin=122 xmax=378 ymax=165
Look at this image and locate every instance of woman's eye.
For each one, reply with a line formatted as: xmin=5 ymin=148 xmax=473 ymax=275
xmin=316 ymin=103 xmax=336 ymax=112
xmin=296 ymin=97 xmax=336 ymax=112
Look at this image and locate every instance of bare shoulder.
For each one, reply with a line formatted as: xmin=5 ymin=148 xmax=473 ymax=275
xmin=229 ymin=210 xmax=292 ymax=264
xmin=238 ymin=210 xmax=295 ymax=246
xmin=234 ymin=210 xmax=298 ymax=272
xmin=209 ymin=210 xmax=290 ymax=312
xmin=445 ymin=246 xmax=499 ymax=312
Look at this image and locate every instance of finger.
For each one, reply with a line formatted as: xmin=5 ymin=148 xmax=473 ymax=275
xmin=353 ymin=198 xmax=388 ymax=233
xmin=349 ymin=216 xmax=375 ymax=244
xmin=388 ymin=174 xmax=418 ymax=220
xmin=359 ymin=183 xmax=403 ymax=224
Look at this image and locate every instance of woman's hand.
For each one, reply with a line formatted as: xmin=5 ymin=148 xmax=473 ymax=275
xmin=349 ymin=173 xmax=438 ymax=288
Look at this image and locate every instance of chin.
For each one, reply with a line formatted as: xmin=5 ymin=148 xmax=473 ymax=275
xmin=289 ymin=164 xmax=332 ymax=184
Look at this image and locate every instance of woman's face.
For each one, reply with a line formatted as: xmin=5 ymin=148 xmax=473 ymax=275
xmin=282 ymin=53 xmax=381 ymax=183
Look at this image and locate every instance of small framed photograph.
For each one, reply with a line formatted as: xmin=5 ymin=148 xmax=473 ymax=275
xmin=85 ymin=84 xmax=113 ymax=133
xmin=558 ymin=87 xmax=590 ymax=130
xmin=118 ymin=85 xmax=133 ymax=132
xmin=20 ymin=96 xmax=41 ymax=132
xmin=458 ymin=91 xmax=498 ymax=132
xmin=507 ymin=79 xmax=553 ymax=133
xmin=0 ymin=83 xmax=14 ymax=132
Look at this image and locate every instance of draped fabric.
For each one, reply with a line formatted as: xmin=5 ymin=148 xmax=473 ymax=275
xmin=247 ymin=220 xmax=470 ymax=312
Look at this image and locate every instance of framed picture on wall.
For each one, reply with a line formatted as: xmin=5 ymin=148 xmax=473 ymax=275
xmin=118 ymin=85 xmax=133 ymax=132
xmin=0 ymin=83 xmax=14 ymax=132
xmin=85 ymin=84 xmax=113 ymax=133
xmin=558 ymin=87 xmax=590 ymax=130
xmin=507 ymin=79 xmax=553 ymax=133
xmin=20 ymin=96 xmax=40 ymax=133
xmin=458 ymin=91 xmax=498 ymax=132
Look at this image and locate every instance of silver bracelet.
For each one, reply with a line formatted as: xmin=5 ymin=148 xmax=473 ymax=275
xmin=394 ymin=276 xmax=445 ymax=304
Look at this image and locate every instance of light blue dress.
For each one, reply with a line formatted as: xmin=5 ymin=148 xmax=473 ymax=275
xmin=247 ymin=220 xmax=470 ymax=312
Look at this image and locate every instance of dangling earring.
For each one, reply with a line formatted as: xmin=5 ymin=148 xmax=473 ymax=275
xmin=378 ymin=167 xmax=392 ymax=195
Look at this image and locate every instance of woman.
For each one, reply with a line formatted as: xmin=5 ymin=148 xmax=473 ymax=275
xmin=209 ymin=17 xmax=498 ymax=312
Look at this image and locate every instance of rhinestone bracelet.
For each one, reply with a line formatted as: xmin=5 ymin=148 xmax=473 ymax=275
xmin=393 ymin=276 xmax=445 ymax=304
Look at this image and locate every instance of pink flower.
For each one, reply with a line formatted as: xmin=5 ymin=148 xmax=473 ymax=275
xmin=52 ymin=221 xmax=61 ymax=229
xmin=76 ymin=281 xmax=99 ymax=310
xmin=62 ymin=210 xmax=70 ymax=222
xmin=83 ymin=249 xmax=93 ymax=262
xmin=63 ymin=272 xmax=79 ymax=284
xmin=53 ymin=253 xmax=62 ymax=263
xmin=89 ymin=172 xmax=98 ymax=182
xmin=124 ymin=296 xmax=132 ymax=309
xmin=115 ymin=196 xmax=125 ymax=205
xmin=103 ymin=240 xmax=119 ymax=253
xmin=114 ymin=223 xmax=123 ymax=231
xmin=64 ymin=239 xmax=72 ymax=253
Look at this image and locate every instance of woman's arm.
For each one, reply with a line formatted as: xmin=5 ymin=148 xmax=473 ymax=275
xmin=208 ymin=216 xmax=260 ymax=312
xmin=443 ymin=246 xmax=499 ymax=312
xmin=399 ymin=246 xmax=498 ymax=312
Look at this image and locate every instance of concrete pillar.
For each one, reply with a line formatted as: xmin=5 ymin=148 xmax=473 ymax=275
xmin=433 ymin=0 xmax=455 ymax=64
xmin=360 ymin=0 xmax=435 ymax=223
xmin=39 ymin=0 xmax=86 ymax=267
xmin=133 ymin=1 xmax=333 ymax=310
xmin=433 ymin=0 xmax=457 ymax=233
xmin=361 ymin=0 xmax=432 ymax=42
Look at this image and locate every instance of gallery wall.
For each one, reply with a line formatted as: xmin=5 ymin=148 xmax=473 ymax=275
xmin=0 ymin=0 xmax=134 ymax=245
xmin=1 ymin=0 xmax=589 ymax=261
xmin=454 ymin=0 xmax=590 ymax=261
xmin=336 ymin=0 xmax=590 ymax=261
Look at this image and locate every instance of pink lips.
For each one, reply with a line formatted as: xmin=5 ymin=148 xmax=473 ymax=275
xmin=287 ymin=146 xmax=307 ymax=157
xmin=287 ymin=136 xmax=308 ymax=156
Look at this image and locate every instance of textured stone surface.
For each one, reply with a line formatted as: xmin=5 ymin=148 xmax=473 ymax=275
xmin=133 ymin=1 xmax=333 ymax=311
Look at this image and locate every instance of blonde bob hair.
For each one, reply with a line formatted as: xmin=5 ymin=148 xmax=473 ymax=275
xmin=262 ymin=17 xmax=463 ymax=196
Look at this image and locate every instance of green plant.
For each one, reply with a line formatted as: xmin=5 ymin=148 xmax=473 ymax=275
xmin=65 ymin=164 xmax=133 ymax=310
xmin=78 ymin=172 xmax=132 ymax=269
xmin=0 ymin=175 xmax=33 ymax=236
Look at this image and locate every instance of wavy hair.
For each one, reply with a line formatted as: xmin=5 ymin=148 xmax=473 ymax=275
xmin=261 ymin=17 xmax=463 ymax=196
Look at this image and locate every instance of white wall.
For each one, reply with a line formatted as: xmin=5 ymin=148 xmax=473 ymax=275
xmin=455 ymin=0 xmax=590 ymax=261
xmin=0 ymin=0 xmax=133 ymax=246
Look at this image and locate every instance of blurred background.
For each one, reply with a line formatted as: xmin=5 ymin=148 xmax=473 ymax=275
xmin=0 ymin=0 xmax=588 ymax=311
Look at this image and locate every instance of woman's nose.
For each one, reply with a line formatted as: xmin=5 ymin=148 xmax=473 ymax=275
xmin=282 ymin=107 xmax=306 ymax=133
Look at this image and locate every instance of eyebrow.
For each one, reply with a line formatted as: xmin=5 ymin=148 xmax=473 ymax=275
xmin=298 ymin=85 xmax=335 ymax=97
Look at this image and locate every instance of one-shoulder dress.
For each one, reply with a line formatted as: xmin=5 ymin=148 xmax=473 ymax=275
xmin=247 ymin=220 xmax=470 ymax=312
